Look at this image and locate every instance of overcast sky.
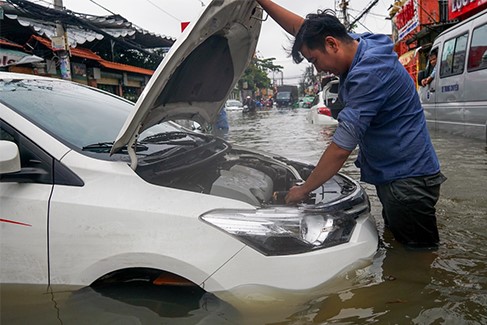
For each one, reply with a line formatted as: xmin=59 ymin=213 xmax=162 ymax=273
xmin=62 ymin=0 xmax=393 ymax=85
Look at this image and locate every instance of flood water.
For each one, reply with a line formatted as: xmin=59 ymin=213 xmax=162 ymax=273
xmin=2 ymin=108 xmax=486 ymax=324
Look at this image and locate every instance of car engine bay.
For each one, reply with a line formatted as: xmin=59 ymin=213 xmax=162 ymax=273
xmin=135 ymin=136 xmax=359 ymax=208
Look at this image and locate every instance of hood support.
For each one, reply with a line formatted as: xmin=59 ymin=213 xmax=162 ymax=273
xmin=128 ymin=136 xmax=138 ymax=170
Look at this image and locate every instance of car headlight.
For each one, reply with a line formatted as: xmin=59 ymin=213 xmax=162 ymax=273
xmin=200 ymin=207 xmax=356 ymax=256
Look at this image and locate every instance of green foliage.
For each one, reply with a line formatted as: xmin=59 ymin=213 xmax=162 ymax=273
xmin=112 ymin=48 xmax=168 ymax=70
xmin=238 ymin=56 xmax=282 ymax=93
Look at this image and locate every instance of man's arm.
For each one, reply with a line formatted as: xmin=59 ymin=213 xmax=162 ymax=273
xmin=256 ymin=0 xmax=305 ymax=36
xmin=285 ymin=142 xmax=352 ymax=204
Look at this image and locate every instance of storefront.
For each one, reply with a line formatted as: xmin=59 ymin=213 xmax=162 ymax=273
xmin=17 ymin=35 xmax=153 ymax=100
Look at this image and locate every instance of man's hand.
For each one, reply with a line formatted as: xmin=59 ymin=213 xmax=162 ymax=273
xmin=285 ymin=142 xmax=353 ymax=205
xmin=421 ymin=77 xmax=432 ymax=87
xmin=285 ymin=184 xmax=310 ymax=204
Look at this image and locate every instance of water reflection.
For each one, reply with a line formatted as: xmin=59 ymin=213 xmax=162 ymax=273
xmin=1 ymin=109 xmax=486 ymax=324
xmin=1 ymin=283 xmax=239 ymax=324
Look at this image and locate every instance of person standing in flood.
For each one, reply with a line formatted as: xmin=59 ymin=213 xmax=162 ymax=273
xmin=256 ymin=0 xmax=446 ymax=249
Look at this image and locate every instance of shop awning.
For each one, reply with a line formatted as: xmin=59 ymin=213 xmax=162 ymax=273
xmin=0 ymin=48 xmax=44 ymax=67
xmin=398 ymin=49 xmax=416 ymax=66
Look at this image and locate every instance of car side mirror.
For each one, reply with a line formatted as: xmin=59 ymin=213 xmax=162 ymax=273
xmin=0 ymin=140 xmax=21 ymax=174
xmin=0 ymin=140 xmax=49 ymax=183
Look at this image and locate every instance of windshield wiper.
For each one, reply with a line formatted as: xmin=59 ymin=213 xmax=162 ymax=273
xmin=82 ymin=141 xmax=148 ymax=153
xmin=82 ymin=142 xmax=114 ymax=152
xmin=141 ymin=131 xmax=189 ymax=143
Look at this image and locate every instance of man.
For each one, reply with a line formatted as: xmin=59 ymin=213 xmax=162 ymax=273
xmin=256 ymin=0 xmax=446 ymax=249
xmin=243 ymin=95 xmax=256 ymax=113
xmin=421 ymin=50 xmax=437 ymax=87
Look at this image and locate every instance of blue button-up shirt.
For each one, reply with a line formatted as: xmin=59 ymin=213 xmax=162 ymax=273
xmin=332 ymin=33 xmax=440 ymax=185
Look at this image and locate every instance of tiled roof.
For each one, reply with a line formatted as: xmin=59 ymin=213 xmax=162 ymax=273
xmin=29 ymin=35 xmax=153 ymax=76
xmin=0 ymin=38 xmax=25 ymax=50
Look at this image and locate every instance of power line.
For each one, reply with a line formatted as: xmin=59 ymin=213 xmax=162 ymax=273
xmin=348 ymin=0 xmax=379 ymax=31
xmin=143 ymin=0 xmax=181 ymax=22
xmin=87 ymin=0 xmax=116 ymax=15
xmin=348 ymin=8 xmax=387 ymax=18
xmin=348 ymin=12 xmax=373 ymax=33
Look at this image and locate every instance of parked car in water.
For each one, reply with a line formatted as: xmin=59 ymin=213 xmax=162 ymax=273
xmin=306 ymin=89 xmax=339 ymax=126
xmin=224 ymin=99 xmax=244 ymax=111
xmin=322 ymin=78 xmax=343 ymax=119
xmin=0 ymin=0 xmax=377 ymax=300
xmin=418 ymin=9 xmax=487 ymax=143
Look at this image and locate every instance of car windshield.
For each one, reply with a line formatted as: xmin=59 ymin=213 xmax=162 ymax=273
xmin=0 ymin=78 xmax=181 ymax=150
xmin=276 ymin=92 xmax=290 ymax=99
xmin=0 ymin=78 xmax=131 ymax=149
xmin=226 ymin=100 xmax=242 ymax=107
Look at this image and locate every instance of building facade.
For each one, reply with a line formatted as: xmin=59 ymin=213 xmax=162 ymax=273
xmin=1 ymin=0 xmax=175 ymax=101
xmin=390 ymin=0 xmax=487 ymax=85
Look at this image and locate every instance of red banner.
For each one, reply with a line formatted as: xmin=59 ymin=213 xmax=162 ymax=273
xmin=394 ymin=0 xmax=419 ymax=41
xmin=449 ymin=0 xmax=487 ymax=19
xmin=395 ymin=0 xmax=417 ymax=30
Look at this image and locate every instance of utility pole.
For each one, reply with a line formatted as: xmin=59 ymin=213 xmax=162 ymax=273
xmin=338 ymin=0 xmax=350 ymax=28
xmin=53 ymin=0 xmax=71 ymax=79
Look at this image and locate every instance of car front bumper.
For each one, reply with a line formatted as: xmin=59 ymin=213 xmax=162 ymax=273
xmin=202 ymin=212 xmax=378 ymax=294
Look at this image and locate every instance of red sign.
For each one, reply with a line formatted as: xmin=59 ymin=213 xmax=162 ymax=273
xmin=181 ymin=22 xmax=190 ymax=32
xmin=449 ymin=0 xmax=487 ymax=19
xmin=394 ymin=0 xmax=419 ymax=41
xmin=395 ymin=0 xmax=417 ymax=31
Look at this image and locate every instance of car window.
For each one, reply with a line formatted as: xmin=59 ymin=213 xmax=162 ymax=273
xmin=440 ymin=33 xmax=468 ymax=77
xmin=0 ymin=79 xmax=133 ymax=150
xmin=327 ymin=82 xmax=339 ymax=94
xmin=467 ymin=23 xmax=487 ymax=71
xmin=0 ymin=120 xmax=53 ymax=184
xmin=1 ymin=120 xmax=84 ymax=186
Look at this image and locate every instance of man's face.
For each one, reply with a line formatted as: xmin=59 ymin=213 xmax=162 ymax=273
xmin=430 ymin=54 xmax=437 ymax=67
xmin=301 ymin=39 xmax=343 ymax=76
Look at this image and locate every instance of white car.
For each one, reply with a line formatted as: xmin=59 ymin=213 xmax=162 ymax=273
xmin=225 ymin=99 xmax=244 ymax=111
xmin=306 ymin=79 xmax=341 ymax=125
xmin=0 ymin=0 xmax=377 ymax=299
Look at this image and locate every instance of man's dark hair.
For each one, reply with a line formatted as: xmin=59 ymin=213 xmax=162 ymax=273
xmin=292 ymin=9 xmax=354 ymax=63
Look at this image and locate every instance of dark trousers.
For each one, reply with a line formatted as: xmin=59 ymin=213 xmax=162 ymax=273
xmin=375 ymin=172 xmax=447 ymax=249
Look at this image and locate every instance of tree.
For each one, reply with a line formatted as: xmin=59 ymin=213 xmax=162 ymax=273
xmin=238 ymin=56 xmax=282 ymax=96
xmin=110 ymin=48 xmax=168 ymax=70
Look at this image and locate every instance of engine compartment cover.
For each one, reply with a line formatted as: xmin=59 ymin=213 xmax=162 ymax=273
xmin=210 ymin=165 xmax=273 ymax=206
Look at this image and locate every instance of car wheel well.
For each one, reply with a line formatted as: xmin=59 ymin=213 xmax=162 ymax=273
xmin=91 ymin=267 xmax=200 ymax=288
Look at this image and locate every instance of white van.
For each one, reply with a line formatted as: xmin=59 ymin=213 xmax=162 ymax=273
xmin=419 ymin=9 xmax=487 ymax=143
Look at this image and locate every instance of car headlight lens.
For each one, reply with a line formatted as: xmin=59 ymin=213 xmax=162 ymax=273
xmin=200 ymin=208 xmax=356 ymax=256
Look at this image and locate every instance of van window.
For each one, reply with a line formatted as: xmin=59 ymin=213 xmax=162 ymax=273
xmin=440 ymin=33 xmax=468 ymax=77
xmin=467 ymin=23 xmax=487 ymax=71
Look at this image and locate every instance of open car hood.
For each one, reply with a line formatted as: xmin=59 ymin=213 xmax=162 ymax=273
xmin=112 ymin=0 xmax=262 ymax=154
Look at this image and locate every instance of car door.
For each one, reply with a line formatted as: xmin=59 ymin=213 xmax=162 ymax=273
xmin=436 ymin=32 xmax=469 ymax=135
xmin=0 ymin=121 xmax=52 ymax=284
xmin=0 ymin=119 xmax=84 ymax=284
xmin=420 ymin=47 xmax=439 ymax=124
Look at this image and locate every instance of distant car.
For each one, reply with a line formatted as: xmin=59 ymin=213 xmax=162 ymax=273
xmin=225 ymin=99 xmax=243 ymax=111
xmin=295 ymin=95 xmax=315 ymax=108
xmin=306 ymin=90 xmax=339 ymax=126
xmin=322 ymin=79 xmax=343 ymax=119
xmin=0 ymin=0 xmax=377 ymax=301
